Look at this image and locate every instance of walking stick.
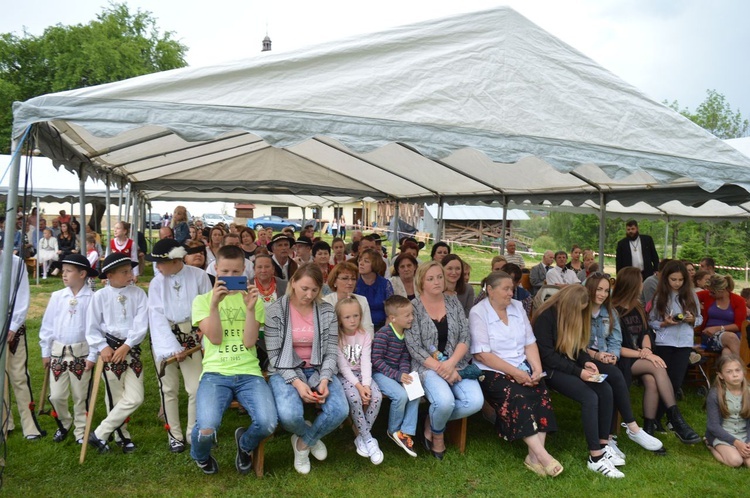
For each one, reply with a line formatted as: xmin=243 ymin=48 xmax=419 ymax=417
xmin=158 ymin=345 xmax=202 ymax=378
xmin=38 ymin=364 xmax=51 ymax=415
xmin=80 ymin=357 xmax=104 ymax=464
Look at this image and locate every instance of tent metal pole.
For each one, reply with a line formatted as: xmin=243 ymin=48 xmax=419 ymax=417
xmin=117 ymin=181 xmax=123 ymax=220
xmin=148 ymin=204 xmax=152 ymax=250
xmin=392 ymin=202 xmax=400 ymax=258
xmin=598 ymin=192 xmax=606 ymax=271
xmin=124 ymin=185 xmax=131 ymax=224
xmin=105 ymin=174 xmax=111 ymax=245
xmin=500 ymin=196 xmax=508 ymax=253
xmin=78 ymin=166 xmax=86 ymax=252
xmin=663 ymin=217 xmax=670 ymax=259
xmin=0 ymin=139 xmax=23 ymax=436
xmin=35 ymin=197 xmax=40 ymax=286
xmin=437 ymin=196 xmax=444 ymax=243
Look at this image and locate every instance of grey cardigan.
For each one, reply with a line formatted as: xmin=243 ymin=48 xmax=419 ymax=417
xmin=405 ymin=294 xmax=471 ymax=378
xmin=264 ymin=295 xmax=339 ymax=386
xmin=705 ymin=387 xmax=750 ymax=446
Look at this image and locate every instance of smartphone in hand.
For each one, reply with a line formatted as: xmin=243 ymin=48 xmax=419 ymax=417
xmin=222 ymin=275 xmax=248 ymax=291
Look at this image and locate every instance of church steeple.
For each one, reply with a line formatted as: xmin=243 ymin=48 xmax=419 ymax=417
xmin=262 ymin=30 xmax=271 ymax=52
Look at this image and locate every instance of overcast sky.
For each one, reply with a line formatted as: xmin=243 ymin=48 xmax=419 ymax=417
xmin=2 ymin=0 xmax=749 ymax=116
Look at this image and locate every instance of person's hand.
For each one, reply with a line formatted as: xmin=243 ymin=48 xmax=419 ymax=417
xmin=112 ymin=344 xmax=131 ymax=364
xmin=647 ymin=353 xmax=667 ymax=368
xmin=42 ymin=357 xmax=50 ymax=368
xmin=174 ymin=350 xmax=187 ymax=363
xmin=529 ymin=369 xmax=544 ymax=386
xmin=7 ymin=329 xmax=16 ymax=344
xmin=580 ymin=362 xmax=599 ymax=382
xmin=85 ymin=360 xmax=96 ymax=371
xmin=315 ymin=379 xmax=330 ymax=402
xmin=734 ymin=440 xmax=750 ymax=458
xmin=211 ymin=278 xmax=229 ymax=308
xmin=435 ymin=361 xmax=454 ymax=380
xmin=293 ymin=379 xmax=317 ymax=403
xmin=356 ymin=384 xmax=371 ymax=406
xmin=100 ymin=346 xmax=114 ymax=363
xmin=662 ymin=315 xmax=678 ymax=327
xmin=601 ymin=352 xmax=617 ymax=365
xmin=244 ymin=284 xmax=259 ymax=310
xmin=400 ymin=373 xmax=413 ymax=385
xmin=447 ymin=369 xmax=462 ymax=385
xmin=510 ymin=368 xmax=532 ymax=386
xmin=683 ymin=311 xmax=695 ymax=324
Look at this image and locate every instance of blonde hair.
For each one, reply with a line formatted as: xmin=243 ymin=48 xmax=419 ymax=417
xmin=335 ymin=297 xmax=364 ymax=346
xmin=286 ymin=263 xmax=323 ymax=303
xmin=491 ymin=255 xmax=507 ymax=268
xmin=415 ymin=261 xmax=445 ymax=295
xmin=714 ymin=355 xmax=750 ymax=419
xmin=171 ymin=205 xmax=187 ymax=227
xmin=533 ymin=285 xmax=591 ymax=359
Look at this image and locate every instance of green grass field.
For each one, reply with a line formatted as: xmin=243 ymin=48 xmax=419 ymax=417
xmin=0 ymin=246 xmax=744 ymax=497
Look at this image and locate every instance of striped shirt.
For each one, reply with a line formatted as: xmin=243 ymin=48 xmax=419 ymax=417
xmin=372 ymin=324 xmax=412 ymax=381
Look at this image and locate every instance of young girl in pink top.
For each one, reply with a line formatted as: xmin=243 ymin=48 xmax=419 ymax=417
xmin=336 ymin=297 xmax=383 ymax=465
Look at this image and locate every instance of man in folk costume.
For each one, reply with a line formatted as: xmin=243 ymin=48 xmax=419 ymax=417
xmin=39 ymin=254 xmax=98 ymax=443
xmin=85 ymin=253 xmax=148 ymax=454
xmin=147 ymin=239 xmax=211 ymax=453
xmin=1 ymin=248 xmax=45 ymax=439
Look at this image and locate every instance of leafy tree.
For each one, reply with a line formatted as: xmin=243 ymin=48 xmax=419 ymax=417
xmin=0 ymin=2 xmax=188 ymax=152
xmin=665 ymin=89 xmax=749 ymax=139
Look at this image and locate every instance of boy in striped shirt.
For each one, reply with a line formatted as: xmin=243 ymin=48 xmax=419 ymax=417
xmin=371 ymin=295 xmax=419 ymax=457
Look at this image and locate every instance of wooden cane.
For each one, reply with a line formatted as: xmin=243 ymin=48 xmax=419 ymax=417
xmin=79 ymin=357 xmax=104 ymax=464
xmin=158 ymin=345 xmax=202 ymax=379
xmin=38 ymin=364 xmax=51 ymax=415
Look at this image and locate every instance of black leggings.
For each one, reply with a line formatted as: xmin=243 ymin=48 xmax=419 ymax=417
xmin=652 ymin=346 xmax=691 ymax=418
xmin=594 ymin=361 xmax=636 ymax=428
xmin=546 ymin=369 xmax=613 ymax=451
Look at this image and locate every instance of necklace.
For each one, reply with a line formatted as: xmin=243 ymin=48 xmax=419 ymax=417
xmin=255 ymin=277 xmax=277 ymax=303
xmin=629 ymin=238 xmax=639 ymax=253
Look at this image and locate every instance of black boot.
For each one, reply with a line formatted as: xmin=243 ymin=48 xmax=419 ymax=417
xmin=643 ymin=418 xmax=657 ymax=437
xmin=666 ymin=405 xmax=701 ymax=444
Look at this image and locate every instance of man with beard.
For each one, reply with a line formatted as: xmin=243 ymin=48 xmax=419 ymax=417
xmin=615 ymin=219 xmax=659 ymax=280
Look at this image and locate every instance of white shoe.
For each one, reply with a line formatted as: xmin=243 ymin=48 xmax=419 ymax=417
xmin=603 ymin=443 xmax=626 ymax=466
xmin=588 ymin=456 xmax=625 ymax=478
xmin=354 ymin=435 xmax=368 ymax=458
xmin=626 ymin=425 xmax=663 ymax=451
xmin=607 ymin=437 xmax=626 ymax=460
xmin=309 ymin=439 xmax=327 ymax=461
xmin=291 ymin=435 xmax=311 ymax=474
xmin=365 ymin=438 xmax=384 ymax=465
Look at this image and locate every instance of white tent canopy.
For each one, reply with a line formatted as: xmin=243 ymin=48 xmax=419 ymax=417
xmin=11 ymin=7 xmax=750 ymax=208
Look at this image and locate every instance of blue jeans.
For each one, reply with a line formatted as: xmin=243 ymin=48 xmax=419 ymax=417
xmin=190 ymin=373 xmax=278 ymax=463
xmin=422 ymin=370 xmax=483 ymax=434
xmin=269 ymin=369 xmax=349 ymax=447
xmin=372 ymin=372 xmax=419 ymax=436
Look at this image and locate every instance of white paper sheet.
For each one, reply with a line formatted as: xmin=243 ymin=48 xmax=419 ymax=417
xmin=404 ymin=371 xmax=425 ymax=401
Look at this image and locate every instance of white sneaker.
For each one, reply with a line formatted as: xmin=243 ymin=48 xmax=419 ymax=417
xmin=354 ymin=435 xmax=368 ymax=458
xmin=588 ymin=456 xmax=625 ymax=478
xmin=603 ymin=443 xmax=626 ymax=466
xmin=309 ymin=439 xmax=327 ymax=461
xmin=607 ymin=437 xmax=626 ymax=460
xmin=365 ymin=438 xmax=384 ymax=465
xmin=626 ymin=425 xmax=664 ymax=451
xmin=291 ymin=435 xmax=311 ymax=474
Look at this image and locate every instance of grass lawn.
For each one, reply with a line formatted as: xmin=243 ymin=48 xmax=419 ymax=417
xmin=0 ymin=249 xmax=743 ymax=497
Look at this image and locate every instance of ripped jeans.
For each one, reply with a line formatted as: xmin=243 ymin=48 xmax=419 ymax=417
xmin=190 ymin=373 xmax=278 ymax=463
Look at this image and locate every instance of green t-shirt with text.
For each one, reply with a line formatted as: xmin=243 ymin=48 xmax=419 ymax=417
xmin=192 ymin=291 xmax=265 ymax=378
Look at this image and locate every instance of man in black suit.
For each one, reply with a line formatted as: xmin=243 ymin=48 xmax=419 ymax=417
xmin=615 ymin=220 xmax=660 ymax=280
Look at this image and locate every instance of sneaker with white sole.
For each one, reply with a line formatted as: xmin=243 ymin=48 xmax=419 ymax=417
xmin=303 ymin=420 xmax=327 ymax=460
xmin=365 ymin=438 xmax=384 ymax=465
xmin=388 ymin=430 xmax=417 ymax=457
xmin=291 ymin=435 xmax=311 ymax=474
xmin=235 ymin=427 xmax=253 ymax=475
xmin=195 ymin=455 xmax=219 ymax=474
xmin=607 ymin=437 xmax=626 ymax=460
xmin=588 ymin=456 xmax=625 ymax=478
xmin=354 ymin=436 xmax=369 ymax=458
xmin=625 ymin=425 xmax=663 ymax=451
xmin=603 ymin=443 xmax=626 ymax=466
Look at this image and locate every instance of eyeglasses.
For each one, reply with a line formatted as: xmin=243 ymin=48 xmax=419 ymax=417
xmin=337 ymin=276 xmax=357 ymax=281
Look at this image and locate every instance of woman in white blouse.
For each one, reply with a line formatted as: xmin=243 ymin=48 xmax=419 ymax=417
xmin=469 ymin=271 xmax=562 ymax=477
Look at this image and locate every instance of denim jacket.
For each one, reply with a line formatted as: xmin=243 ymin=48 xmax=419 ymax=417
xmin=587 ymin=307 xmax=622 ymax=358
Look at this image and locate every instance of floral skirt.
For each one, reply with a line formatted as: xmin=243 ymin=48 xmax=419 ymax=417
xmin=480 ymin=370 xmax=557 ymax=441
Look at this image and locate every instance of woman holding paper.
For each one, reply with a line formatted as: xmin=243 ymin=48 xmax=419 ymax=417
xmin=532 ymin=285 xmax=624 ymax=478
xmin=469 ymin=271 xmax=561 ymax=477
xmin=405 ymin=261 xmax=483 ymax=460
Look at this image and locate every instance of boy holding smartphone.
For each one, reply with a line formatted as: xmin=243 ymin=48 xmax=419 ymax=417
xmin=190 ymin=245 xmax=278 ymax=475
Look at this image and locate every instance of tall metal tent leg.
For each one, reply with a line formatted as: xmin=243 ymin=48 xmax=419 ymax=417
xmin=500 ymin=196 xmax=508 ymax=253
xmin=598 ymin=193 xmax=606 ymax=271
xmin=78 ymin=167 xmax=87 ymax=252
xmin=391 ymin=202 xmax=400 ymax=258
